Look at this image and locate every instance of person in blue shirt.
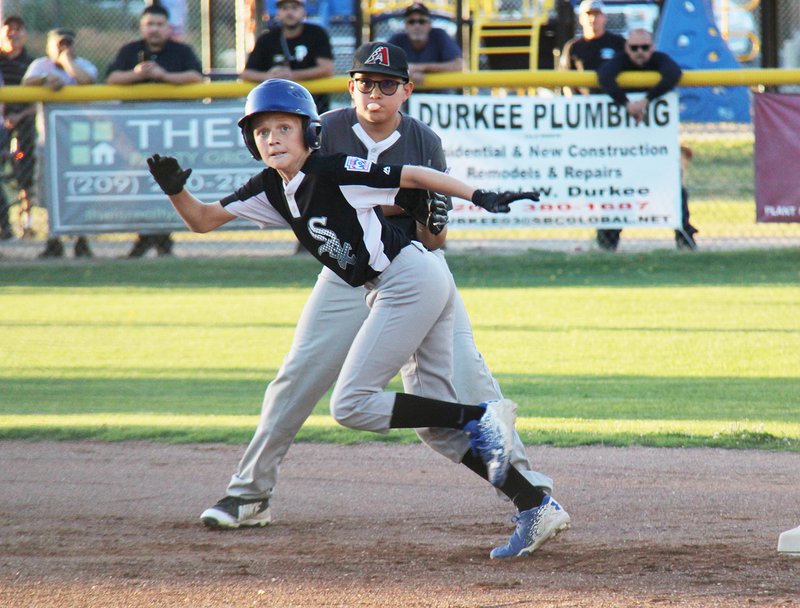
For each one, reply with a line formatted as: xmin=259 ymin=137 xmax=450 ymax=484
xmin=387 ymin=3 xmax=462 ymax=91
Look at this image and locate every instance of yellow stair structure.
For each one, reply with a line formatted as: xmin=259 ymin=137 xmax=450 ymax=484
xmin=469 ymin=0 xmax=554 ymax=71
xmin=364 ymin=0 xmax=553 ymax=73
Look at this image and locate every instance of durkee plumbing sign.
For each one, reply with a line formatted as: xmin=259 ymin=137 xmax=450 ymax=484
xmin=408 ymin=92 xmax=682 ymax=229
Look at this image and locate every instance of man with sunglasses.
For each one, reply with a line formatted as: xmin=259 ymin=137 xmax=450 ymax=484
xmin=387 ymin=3 xmax=462 ymax=91
xmin=200 ymin=41 xmax=570 ymax=560
xmin=598 ymin=29 xmax=695 ymax=249
xmin=559 ymin=0 xmax=626 ymax=251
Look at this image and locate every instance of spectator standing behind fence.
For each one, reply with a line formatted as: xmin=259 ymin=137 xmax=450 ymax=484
xmin=106 ymin=4 xmax=202 ymax=258
xmin=597 ymin=28 xmax=696 ymax=249
xmin=23 ymin=28 xmax=98 ymax=258
xmin=677 ymin=145 xmax=698 ymax=250
xmin=0 ymin=69 xmax=9 ymax=241
xmin=240 ymin=0 xmax=334 ymax=115
xmin=559 ymin=0 xmax=625 ymax=251
xmin=387 ymin=3 xmax=463 ymax=90
xmin=0 ymin=16 xmax=36 ymax=240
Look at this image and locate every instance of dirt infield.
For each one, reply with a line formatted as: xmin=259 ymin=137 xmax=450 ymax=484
xmin=1 ymin=441 xmax=798 ymax=607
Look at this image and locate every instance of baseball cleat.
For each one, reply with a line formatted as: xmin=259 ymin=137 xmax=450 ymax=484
xmin=490 ymin=495 xmax=571 ymax=559
xmin=200 ymin=495 xmax=271 ymax=529
xmin=464 ymin=398 xmax=516 ymax=487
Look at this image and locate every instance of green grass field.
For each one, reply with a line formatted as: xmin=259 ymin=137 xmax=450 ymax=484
xmin=1 ymin=249 xmax=799 ymax=450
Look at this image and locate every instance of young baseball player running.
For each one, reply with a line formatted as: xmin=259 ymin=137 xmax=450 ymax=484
xmin=149 ymin=77 xmax=567 ymax=557
xmin=200 ymin=42 xmax=569 ymax=559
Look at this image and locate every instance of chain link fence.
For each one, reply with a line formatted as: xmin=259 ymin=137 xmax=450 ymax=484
xmin=1 ymin=0 xmax=799 ymax=258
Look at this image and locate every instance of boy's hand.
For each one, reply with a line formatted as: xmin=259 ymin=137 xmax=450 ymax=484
xmin=426 ymin=193 xmax=449 ymax=235
xmin=471 ymin=190 xmax=540 ymax=213
xmin=147 ymin=154 xmax=192 ymax=195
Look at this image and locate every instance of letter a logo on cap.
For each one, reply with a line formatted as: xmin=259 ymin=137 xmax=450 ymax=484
xmin=364 ymin=46 xmax=390 ymax=67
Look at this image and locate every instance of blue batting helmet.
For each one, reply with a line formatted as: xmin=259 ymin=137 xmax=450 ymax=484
xmin=238 ymin=79 xmax=322 ymax=159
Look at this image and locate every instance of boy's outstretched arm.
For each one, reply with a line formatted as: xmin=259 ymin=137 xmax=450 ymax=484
xmin=148 ymin=154 xmax=237 ymax=233
xmin=399 ymin=165 xmax=539 ymax=213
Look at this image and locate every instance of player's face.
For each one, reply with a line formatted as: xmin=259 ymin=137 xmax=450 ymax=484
xmin=252 ymin=112 xmax=309 ymax=175
xmin=140 ymin=14 xmax=171 ymax=50
xmin=349 ymin=71 xmax=413 ymax=125
xmin=625 ymin=33 xmax=654 ymax=67
xmin=579 ymin=9 xmax=606 ymax=38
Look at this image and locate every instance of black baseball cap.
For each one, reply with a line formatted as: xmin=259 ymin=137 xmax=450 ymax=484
xmin=404 ymin=3 xmax=430 ymax=18
xmin=349 ymin=41 xmax=409 ymax=80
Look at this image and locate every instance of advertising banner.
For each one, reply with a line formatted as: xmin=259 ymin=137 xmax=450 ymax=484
xmin=754 ymin=93 xmax=800 ymax=223
xmin=407 ymin=92 xmax=682 ymax=229
xmin=44 ymin=100 xmax=259 ymax=235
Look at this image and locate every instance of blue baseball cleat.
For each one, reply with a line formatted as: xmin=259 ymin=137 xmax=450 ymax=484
xmin=490 ymin=495 xmax=571 ymax=558
xmin=464 ymin=399 xmax=516 ymax=487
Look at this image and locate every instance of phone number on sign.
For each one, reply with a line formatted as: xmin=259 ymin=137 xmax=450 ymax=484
xmin=64 ymin=170 xmax=256 ymax=200
xmin=453 ymin=201 xmax=651 ymax=212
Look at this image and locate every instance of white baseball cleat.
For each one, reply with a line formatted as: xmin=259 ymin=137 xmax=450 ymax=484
xmin=201 ymin=496 xmax=271 ymax=529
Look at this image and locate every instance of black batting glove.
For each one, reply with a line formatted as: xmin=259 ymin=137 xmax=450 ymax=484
xmin=426 ymin=192 xmax=449 ymax=235
xmin=147 ymin=154 xmax=192 ymax=196
xmin=471 ymin=189 xmax=540 ymax=213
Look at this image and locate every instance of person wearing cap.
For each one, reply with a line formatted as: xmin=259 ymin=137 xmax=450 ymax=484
xmin=559 ymin=0 xmax=625 ymax=94
xmin=0 ymin=16 xmax=36 ymax=240
xmin=106 ymin=4 xmax=202 ymax=258
xmin=559 ymin=0 xmax=625 ymax=251
xmin=23 ymin=28 xmax=99 ymax=258
xmin=240 ymin=0 xmax=334 ymax=114
xmin=23 ymin=29 xmax=98 ymax=90
xmin=387 ymin=2 xmax=462 ymax=90
xmin=597 ymin=29 xmax=696 ymax=249
xmin=198 ymin=42 xmax=568 ymax=561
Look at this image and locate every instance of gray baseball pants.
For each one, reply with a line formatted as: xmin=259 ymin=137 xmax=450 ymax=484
xmin=227 ymin=245 xmax=553 ymax=499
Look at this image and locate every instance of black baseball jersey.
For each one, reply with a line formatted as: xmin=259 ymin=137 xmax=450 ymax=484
xmin=320 ymin=107 xmax=448 ymax=240
xmin=220 ymin=153 xmax=412 ymax=287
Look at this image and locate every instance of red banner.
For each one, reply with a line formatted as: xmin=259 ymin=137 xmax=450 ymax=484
xmin=754 ymin=93 xmax=800 ymax=223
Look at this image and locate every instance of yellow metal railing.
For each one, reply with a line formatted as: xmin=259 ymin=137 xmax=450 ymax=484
xmin=2 ymin=69 xmax=800 ymax=103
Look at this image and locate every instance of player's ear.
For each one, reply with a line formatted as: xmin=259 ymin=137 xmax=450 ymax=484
xmin=402 ymin=80 xmax=414 ymax=100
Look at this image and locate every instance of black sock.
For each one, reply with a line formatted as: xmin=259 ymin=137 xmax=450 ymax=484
xmin=389 ymin=393 xmax=486 ymax=429
xmin=461 ymin=449 xmax=546 ymax=512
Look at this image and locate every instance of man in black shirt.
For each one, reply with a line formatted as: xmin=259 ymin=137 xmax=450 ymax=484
xmin=240 ymin=0 xmax=334 ymax=114
xmin=598 ymin=29 xmax=696 ymax=249
xmin=107 ymin=4 xmax=203 ymax=257
xmin=597 ymin=28 xmax=682 ymax=124
xmin=0 ymin=16 xmax=35 ymax=239
xmin=560 ymin=0 xmax=625 ymax=251
xmin=560 ymin=0 xmax=625 ymax=94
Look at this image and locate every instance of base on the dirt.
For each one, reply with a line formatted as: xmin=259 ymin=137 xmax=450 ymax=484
xmin=778 ymin=525 xmax=800 ymax=554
